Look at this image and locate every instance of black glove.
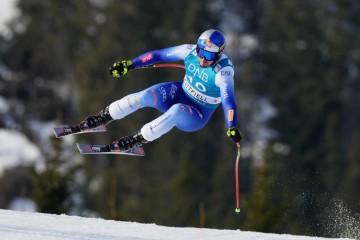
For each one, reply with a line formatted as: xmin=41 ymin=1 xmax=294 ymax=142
xmin=109 ymin=60 xmax=134 ymax=77
xmin=227 ymin=126 xmax=243 ymax=143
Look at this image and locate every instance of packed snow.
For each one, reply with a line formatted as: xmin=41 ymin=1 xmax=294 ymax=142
xmin=0 ymin=209 xmax=355 ymax=240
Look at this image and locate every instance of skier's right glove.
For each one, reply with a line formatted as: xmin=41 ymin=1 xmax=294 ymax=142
xmin=227 ymin=126 xmax=243 ymax=144
xmin=109 ymin=60 xmax=134 ymax=78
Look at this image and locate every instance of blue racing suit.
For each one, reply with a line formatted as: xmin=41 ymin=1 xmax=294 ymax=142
xmin=108 ymin=44 xmax=238 ymax=141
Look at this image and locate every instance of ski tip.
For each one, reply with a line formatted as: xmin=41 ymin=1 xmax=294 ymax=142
xmin=76 ymin=143 xmax=145 ymax=156
xmin=76 ymin=143 xmax=104 ymax=154
xmin=53 ymin=125 xmax=108 ymax=138
xmin=53 ymin=127 xmax=69 ymax=138
xmin=53 ymin=129 xmax=60 ymax=138
xmin=76 ymin=143 xmax=84 ymax=153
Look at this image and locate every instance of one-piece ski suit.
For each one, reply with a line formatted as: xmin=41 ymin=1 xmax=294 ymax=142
xmin=108 ymin=44 xmax=238 ymax=142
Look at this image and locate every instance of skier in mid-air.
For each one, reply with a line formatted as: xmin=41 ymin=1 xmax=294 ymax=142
xmin=77 ymin=29 xmax=242 ymax=152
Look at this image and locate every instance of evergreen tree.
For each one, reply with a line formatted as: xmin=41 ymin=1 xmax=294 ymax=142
xmin=0 ymin=166 xmax=34 ymax=209
xmin=258 ymin=0 xmax=360 ymax=236
xmin=30 ymin=136 xmax=77 ymax=214
xmin=243 ymin=162 xmax=285 ymax=233
xmin=5 ymin=0 xmax=97 ymax=123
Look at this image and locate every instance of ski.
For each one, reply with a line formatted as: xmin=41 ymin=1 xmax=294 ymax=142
xmin=76 ymin=143 xmax=145 ymax=156
xmin=53 ymin=125 xmax=107 ymax=138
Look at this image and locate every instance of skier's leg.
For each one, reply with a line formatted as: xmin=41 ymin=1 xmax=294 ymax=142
xmin=109 ymin=82 xmax=182 ymax=119
xmin=81 ymin=82 xmax=182 ymax=130
xmin=111 ymin=103 xmax=212 ymax=151
xmin=140 ymin=103 xmax=213 ymax=141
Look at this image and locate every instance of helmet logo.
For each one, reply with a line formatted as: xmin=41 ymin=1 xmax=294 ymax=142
xmin=199 ymin=38 xmax=213 ymax=48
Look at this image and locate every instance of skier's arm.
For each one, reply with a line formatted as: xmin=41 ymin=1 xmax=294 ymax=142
xmin=109 ymin=45 xmax=193 ymax=77
xmin=131 ymin=44 xmax=192 ymax=67
xmin=216 ymin=68 xmax=238 ymax=128
xmin=216 ymin=68 xmax=242 ymax=143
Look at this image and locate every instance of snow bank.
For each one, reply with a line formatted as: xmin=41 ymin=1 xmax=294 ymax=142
xmin=0 ymin=209 xmax=354 ymax=240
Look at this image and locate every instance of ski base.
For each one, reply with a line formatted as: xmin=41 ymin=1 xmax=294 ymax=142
xmin=53 ymin=125 xmax=107 ymax=138
xmin=76 ymin=143 xmax=145 ymax=156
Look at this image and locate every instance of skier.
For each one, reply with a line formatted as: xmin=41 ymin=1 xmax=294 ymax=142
xmin=80 ymin=29 xmax=242 ymax=152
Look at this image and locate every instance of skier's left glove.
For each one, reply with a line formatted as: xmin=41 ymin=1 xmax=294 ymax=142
xmin=109 ymin=60 xmax=134 ymax=78
xmin=227 ymin=126 xmax=243 ymax=144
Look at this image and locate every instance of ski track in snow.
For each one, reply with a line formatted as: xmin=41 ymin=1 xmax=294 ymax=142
xmin=0 ymin=209 xmax=354 ymax=240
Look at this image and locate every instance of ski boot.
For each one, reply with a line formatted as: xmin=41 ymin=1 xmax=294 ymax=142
xmin=109 ymin=131 xmax=147 ymax=152
xmin=80 ymin=106 xmax=114 ymax=130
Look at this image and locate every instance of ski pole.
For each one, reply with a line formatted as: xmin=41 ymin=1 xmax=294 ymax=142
xmin=141 ymin=63 xmax=185 ymax=69
xmin=235 ymin=142 xmax=241 ymax=213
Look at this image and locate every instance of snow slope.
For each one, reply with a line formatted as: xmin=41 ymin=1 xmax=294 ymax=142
xmin=0 ymin=209 xmax=354 ymax=240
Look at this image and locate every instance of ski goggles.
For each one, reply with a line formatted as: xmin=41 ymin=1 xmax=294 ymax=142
xmin=196 ymin=46 xmax=219 ymax=61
